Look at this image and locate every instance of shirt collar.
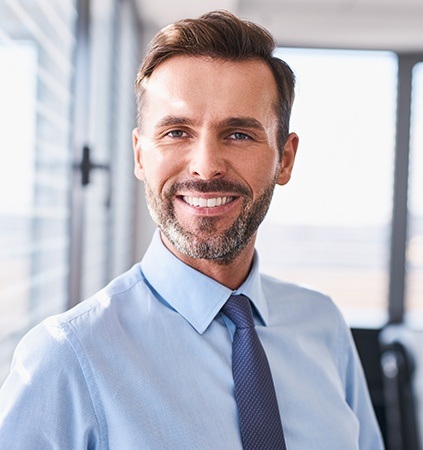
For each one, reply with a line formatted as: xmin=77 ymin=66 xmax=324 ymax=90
xmin=140 ymin=230 xmax=269 ymax=334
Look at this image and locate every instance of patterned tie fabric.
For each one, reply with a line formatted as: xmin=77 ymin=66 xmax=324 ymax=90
xmin=222 ymin=294 xmax=287 ymax=450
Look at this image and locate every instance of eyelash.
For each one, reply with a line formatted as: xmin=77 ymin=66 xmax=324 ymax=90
xmin=166 ymin=130 xmax=187 ymax=138
xmin=228 ymin=132 xmax=251 ymax=141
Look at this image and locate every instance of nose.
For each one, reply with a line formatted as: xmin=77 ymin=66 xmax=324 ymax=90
xmin=189 ymin=135 xmax=227 ymax=180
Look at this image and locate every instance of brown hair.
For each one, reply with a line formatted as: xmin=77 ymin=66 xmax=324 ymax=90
xmin=134 ymin=10 xmax=295 ymax=158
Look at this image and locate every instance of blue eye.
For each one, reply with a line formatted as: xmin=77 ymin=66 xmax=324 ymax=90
xmin=230 ymin=132 xmax=250 ymax=140
xmin=167 ymin=130 xmax=186 ymax=138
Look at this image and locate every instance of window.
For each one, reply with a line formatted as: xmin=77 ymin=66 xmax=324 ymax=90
xmin=256 ymin=48 xmax=397 ymax=326
xmin=0 ymin=0 xmax=141 ymax=385
xmin=407 ymin=62 xmax=423 ymax=323
xmin=0 ymin=0 xmax=77 ymax=382
xmin=78 ymin=0 xmax=139 ymax=300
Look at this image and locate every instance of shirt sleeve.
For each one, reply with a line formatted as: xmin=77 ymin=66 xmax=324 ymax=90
xmin=339 ymin=321 xmax=386 ymax=450
xmin=0 ymin=320 xmax=103 ymax=449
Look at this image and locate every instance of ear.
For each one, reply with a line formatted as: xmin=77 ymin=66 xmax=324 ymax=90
xmin=132 ymin=127 xmax=144 ymax=181
xmin=276 ymin=132 xmax=299 ymax=186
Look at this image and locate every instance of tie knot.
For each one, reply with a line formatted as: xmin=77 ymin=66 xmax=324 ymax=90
xmin=222 ymin=294 xmax=255 ymax=329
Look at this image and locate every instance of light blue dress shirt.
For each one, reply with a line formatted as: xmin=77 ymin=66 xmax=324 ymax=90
xmin=0 ymin=230 xmax=384 ymax=449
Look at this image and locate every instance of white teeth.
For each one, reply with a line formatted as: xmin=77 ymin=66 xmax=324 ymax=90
xmin=183 ymin=196 xmax=232 ymax=207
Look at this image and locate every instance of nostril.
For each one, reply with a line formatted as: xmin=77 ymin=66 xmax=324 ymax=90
xmin=191 ymin=167 xmax=224 ymax=180
xmin=193 ymin=172 xmax=223 ymax=180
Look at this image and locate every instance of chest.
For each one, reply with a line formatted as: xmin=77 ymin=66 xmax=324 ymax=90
xmin=85 ymin=318 xmax=359 ymax=449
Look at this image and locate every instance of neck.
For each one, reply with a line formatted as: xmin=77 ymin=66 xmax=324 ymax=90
xmin=160 ymin=232 xmax=256 ymax=290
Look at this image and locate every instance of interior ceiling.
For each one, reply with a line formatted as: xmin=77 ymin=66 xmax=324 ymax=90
xmin=134 ymin=0 xmax=423 ymax=52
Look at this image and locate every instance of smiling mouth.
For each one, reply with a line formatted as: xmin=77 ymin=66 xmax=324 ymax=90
xmin=181 ymin=196 xmax=235 ymax=208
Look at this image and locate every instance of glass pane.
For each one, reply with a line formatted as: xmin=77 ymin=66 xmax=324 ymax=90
xmin=80 ymin=0 xmax=116 ymax=299
xmin=109 ymin=0 xmax=139 ymax=279
xmin=407 ymin=62 xmax=423 ymax=322
xmin=256 ymin=48 xmax=397 ymax=326
xmin=0 ymin=1 xmax=77 ymax=383
xmin=79 ymin=0 xmax=139 ymax=300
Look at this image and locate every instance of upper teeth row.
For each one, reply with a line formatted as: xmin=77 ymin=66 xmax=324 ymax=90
xmin=183 ymin=196 xmax=232 ymax=207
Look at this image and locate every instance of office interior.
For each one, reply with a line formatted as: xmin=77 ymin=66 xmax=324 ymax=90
xmin=0 ymin=0 xmax=422 ymax=449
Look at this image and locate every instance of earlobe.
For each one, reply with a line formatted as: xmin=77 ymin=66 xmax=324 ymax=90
xmin=276 ymin=132 xmax=299 ymax=186
xmin=132 ymin=127 xmax=145 ymax=181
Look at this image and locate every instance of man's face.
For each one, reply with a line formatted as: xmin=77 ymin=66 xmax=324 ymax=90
xmin=133 ymin=56 xmax=297 ymax=264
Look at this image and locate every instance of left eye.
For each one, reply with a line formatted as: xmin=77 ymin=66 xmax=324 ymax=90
xmin=166 ymin=130 xmax=186 ymax=138
xmin=229 ymin=132 xmax=250 ymax=140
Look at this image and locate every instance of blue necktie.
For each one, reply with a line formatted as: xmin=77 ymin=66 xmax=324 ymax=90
xmin=223 ymin=294 xmax=287 ymax=450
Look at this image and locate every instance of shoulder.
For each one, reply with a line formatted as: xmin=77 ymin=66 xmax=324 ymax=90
xmin=8 ymin=315 xmax=84 ymax=388
xmin=10 ymin=263 xmax=148 ymax=366
xmin=260 ymin=272 xmax=340 ymax=314
xmin=48 ymin=262 xmax=146 ymax=330
xmin=260 ymin=273 xmax=350 ymax=342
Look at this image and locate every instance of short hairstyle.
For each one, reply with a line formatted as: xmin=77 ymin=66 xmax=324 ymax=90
xmin=134 ymin=10 xmax=295 ymax=159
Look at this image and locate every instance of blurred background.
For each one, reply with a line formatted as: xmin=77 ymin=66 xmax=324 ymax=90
xmin=0 ymin=0 xmax=422 ymax=448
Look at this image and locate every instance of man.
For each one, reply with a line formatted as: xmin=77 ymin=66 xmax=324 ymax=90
xmin=0 ymin=10 xmax=383 ymax=449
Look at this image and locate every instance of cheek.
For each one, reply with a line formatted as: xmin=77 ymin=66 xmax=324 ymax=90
xmin=142 ymin=154 xmax=181 ymax=196
xmin=238 ymin=157 xmax=279 ymax=193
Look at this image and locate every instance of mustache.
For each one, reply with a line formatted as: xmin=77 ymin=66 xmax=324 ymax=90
xmin=167 ymin=179 xmax=251 ymax=197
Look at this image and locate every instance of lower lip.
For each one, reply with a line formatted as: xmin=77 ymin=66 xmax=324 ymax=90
xmin=175 ymin=196 xmax=241 ymax=216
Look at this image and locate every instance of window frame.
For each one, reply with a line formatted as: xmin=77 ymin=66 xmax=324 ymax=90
xmin=274 ymin=46 xmax=423 ymax=324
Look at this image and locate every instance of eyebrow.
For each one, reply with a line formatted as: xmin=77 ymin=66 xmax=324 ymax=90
xmin=219 ymin=117 xmax=265 ymax=132
xmin=155 ymin=115 xmax=266 ymax=131
xmin=155 ymin=116 xmax=197 ymax=129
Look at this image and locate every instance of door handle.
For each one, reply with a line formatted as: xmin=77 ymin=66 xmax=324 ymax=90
xmin=74 ymin=145 xmax=112 ymax=207
xmin=76 ymin=145 xmax=110 ymax=186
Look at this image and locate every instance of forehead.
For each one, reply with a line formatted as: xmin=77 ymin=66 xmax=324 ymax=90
xmin=140 ymin=56 xmax=278 ymax=125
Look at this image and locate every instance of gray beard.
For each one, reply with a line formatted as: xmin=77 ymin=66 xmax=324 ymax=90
xmin=144 ymin=178 xmax=277 ymax=265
